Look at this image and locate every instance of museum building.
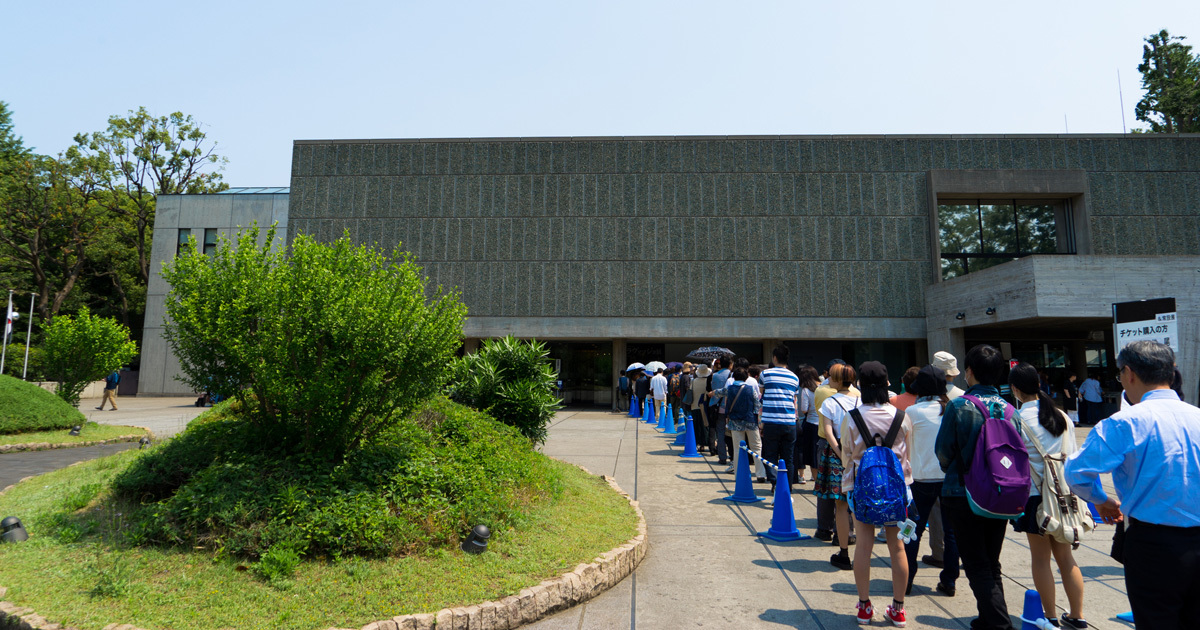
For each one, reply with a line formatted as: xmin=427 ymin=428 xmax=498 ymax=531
xmin=139 ymin=134 xmax=1200 ymax=408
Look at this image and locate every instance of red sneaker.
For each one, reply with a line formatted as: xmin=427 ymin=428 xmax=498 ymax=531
xmin=885 ymin=604 xmax=906 ymax=627
xmin=856 ymin=600 xmax=874 ymax=625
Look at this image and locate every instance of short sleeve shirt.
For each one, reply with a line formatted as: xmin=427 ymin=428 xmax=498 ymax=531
xmin=761 ymin=367 xmax=799 ymax=424
xmin=650 ymin=374 xmax=668 ymax=400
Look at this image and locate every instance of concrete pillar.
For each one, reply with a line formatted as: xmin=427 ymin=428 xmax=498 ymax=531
xmin=762 ymin=340 xmax=779 ymax=365
xmin=1068 ymin=340 xmax=1088 ymax=379
xmin=927 ymin=326 xmax=967 ymax=390
xmin=613 ymin=339 xmax=627 ymax=412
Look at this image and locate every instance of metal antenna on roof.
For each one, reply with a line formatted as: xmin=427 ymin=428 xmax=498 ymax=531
xmin=1118 ymin=68 xmax=1128 ymax=134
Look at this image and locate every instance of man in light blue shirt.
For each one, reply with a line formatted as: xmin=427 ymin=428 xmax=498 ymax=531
xmin=1064 ymin=340 xmax=1200 ymax=630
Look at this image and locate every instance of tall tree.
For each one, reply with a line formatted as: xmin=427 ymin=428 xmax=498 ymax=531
xmin=1135 ymin=29 xmax=1200 ymax=133
xmin=67 ymin=107 xmax=228 ymax=327
xmin=0 ymin=101 xmax=29 ymax=161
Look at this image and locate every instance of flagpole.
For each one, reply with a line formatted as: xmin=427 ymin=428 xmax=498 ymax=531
xmin=0 ymin=289 xmax=11 ymax=376
xmin=22 ymin=292 xmax=37 ymax=380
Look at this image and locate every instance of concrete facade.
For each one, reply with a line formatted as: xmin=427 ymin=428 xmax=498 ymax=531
xmin=139 ymin=190 xmax=289 ymax=395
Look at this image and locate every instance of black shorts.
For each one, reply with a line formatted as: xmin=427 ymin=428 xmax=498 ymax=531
xmin=1012 ymin=494 xmax=1044 ymax=534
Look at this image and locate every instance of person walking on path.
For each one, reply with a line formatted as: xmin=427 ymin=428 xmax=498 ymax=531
xmin=796 ymin=364 xmax=821 ymax=485
xmin=1078 ymin=374 xmax=1102 ymax=426
xmin=761 ymin=346 xmax=800 ymax=494
xmin=1061 ymin=373 xmax=1079 ymax=424
xmin=1008 ymin=362 xmax=1087 ymax=629
xmin=935 ymin=344 xmax=1019 ymax=630
xmin=1065 ymin=340 xmax=1200 ymax=630
xmin=817 ymin=362 xmax=861 ymax=569
xmin=96 ymin=370 xmax=120 ymax=411
xmin=841 ymin=361 xmax=913 ymax=627
xmin=903 ymin=364 xmax=960 ymax=599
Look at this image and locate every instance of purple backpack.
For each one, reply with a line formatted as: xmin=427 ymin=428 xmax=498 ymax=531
xmin=962 ymin=395 xmax=1030 ymax=520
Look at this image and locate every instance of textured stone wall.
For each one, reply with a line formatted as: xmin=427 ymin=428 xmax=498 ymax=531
xmin=288 ymin=136 xmax=1200 ymax=320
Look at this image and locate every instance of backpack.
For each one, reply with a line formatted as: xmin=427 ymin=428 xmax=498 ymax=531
xmin=962 ymin=395 xmax=1030 ymax=520
xmin=1019 ymin=414 xmax=1095 ymax=548
xmin=680 ymin=373 xmax=695 ymax=405
xmin=847 ymin=407 xmax=908 ymax=526
xmin=618 ymin=376 xmax=630 ymax=395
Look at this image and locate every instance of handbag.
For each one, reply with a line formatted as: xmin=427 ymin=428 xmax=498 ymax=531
xmin=1019 ymin=413 xmax=1095 ymax=549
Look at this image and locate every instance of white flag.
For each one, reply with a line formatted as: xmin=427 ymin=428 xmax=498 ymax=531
xmin=3 ymin=293 xmax=13 ymax=341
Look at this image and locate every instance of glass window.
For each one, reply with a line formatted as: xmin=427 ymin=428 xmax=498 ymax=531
xmin=203 ymin=228 xmax=218 ymax=256
xmin=177 ymin=228 xmax=192 ymax=255
xmin=938 ymin=199 xmax=1073 ymax=280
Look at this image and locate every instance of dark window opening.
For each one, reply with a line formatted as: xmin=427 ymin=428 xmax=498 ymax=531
xmin=177 ymin=228 xmax=192 ymax=255
xmin=203 ymin=228 xmax=218 ymax=256
xmin=939 ymin=199 xmax=1075 ymax=280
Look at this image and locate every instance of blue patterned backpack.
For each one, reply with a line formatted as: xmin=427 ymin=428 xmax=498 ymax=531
xmin=847 ymin=407 xmax=908 ymax=526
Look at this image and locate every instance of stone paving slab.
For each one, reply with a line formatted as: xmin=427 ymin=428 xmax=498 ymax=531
xmin=533 ymin=410 xmax=1132 ymax=630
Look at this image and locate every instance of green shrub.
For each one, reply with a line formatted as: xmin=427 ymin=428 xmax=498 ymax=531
xmin=161 ymin=226 xmax=466 ymax=458
xmin=253 ymin=542 xmax=302 ymax=586
xmin=448 ymin=336 xmax=562 ymax=444
xmin=110 ymin=397 xmax=561 ymax=560
xmin=0 ymin=374 xmax=86 ymax=434
xmin=40 ymin=307 xmax=137 ymax=406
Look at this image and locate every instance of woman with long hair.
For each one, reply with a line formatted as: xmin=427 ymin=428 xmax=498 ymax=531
xmin=795 ymin=364 xmax=821 ymax=484
xmin=816 ymin=362 xmax=860 ymax=570
xmin=1010 ymin=362 xmax=1087 ymax=629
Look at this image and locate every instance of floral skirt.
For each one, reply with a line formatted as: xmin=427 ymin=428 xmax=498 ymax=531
xmin=813 ymin=439 xmax=846 ymax=501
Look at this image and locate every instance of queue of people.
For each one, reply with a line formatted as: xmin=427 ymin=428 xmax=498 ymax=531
xmin=617 ymin=339 xmax=1198 ymax=630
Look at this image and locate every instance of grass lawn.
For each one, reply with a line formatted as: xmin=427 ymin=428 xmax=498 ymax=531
xmin=0 ymin=422 xmax=148 ymax=447
xmin=0 ymin=449 xmax=638 ymax=630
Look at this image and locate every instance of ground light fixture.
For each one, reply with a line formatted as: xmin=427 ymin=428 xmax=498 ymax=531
xmin=69 ymin=425 xmax=81 ymax=436
xmin=139 ymin=436 xmax=151 ymax=449
xmin=955 ymin=312 xmax=966 ymax=320
xmin=461 ymin=525 xmax=491 ymax=554
xmin=986 ymin=307 xmax=997 ymax=315
xmin=1 ymin=517 xmax=28 ymax=543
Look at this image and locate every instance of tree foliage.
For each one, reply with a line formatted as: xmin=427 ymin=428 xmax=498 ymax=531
xmin=1136 ymin=29 xmax=1200 ymax=133
xmin=40 ymin=306 xmax=138 ymax=406
xmin=447 ymin=336 xmax=563 ymax=444
xmin=161 ymin=226 xmax=467 ymax=457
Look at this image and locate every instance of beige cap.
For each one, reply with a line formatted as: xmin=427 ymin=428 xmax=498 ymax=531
xmin=933 ymin=351 xmax=960 ymax=377
xmin=695 ymin=365 xmax=712 ymax=377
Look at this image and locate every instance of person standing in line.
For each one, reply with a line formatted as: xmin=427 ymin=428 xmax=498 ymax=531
xmin=618 ymin=370 xmax=631 ymax=412
xmin=710 ymin=365 xmax=761 ymax=480
xmin=1065 ymin=341 xmax=1200 ymax=630
xmin=817 ymin=362 xmax=861 ymax=569
xmin=96 ymin=369 xmax=121 ymax=411
xmin=934 ymin=351 xmax=965 ymax=399
xmin=761 ymin=346 xmax=800 ymax=493
xmin=926 ymin=350 xmax=963 ymax=568
xmin=675 ymin=363 xmax=694 ymax=424
xmin=813 ymin=359 xmax=859 ymax=542
xmin=935 ymin=344 xmax=1019 ymax=630
xmin=708 ymin=357 xmax=732 ymax=466
xmin=634 ymin=370 xmax=651 ymax=416
xmin=650 ymin=368 xmax=668 ymax=423
xmin=892 ymin=366 xmax=920 ymax=413
xmin=1009 ymin=362 xmax=1087 ymax=629
xmin=747 ymin=364 xmax=767 ymax=481
xmin=690 ymin=364 xmax=712 ymax=453
xmin=903 ymin=364 xmax=960 ymax=599
xmin=795 ymin=364 xmax=821 ymax=485
xmin=1061 ymin=373 xmax=1079 ymax=424
xmin=841 ymin=361 xmax=913 ymax=627
xmin=1077 ymin=373 xmax=1103 ymax=427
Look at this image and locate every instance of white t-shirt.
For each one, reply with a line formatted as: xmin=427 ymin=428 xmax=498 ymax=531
xmin=799 ymin=388 xmax=819 ymax=424
xmin=818 ymin=392 xmax=860 ymax=440
xmin=650 ymin=374 xmax=668 ymax=400
xmin=1017 ymin=400 xmax=1077 ymax=495
xmin=905 ymin=397 xmax=946 ymax=482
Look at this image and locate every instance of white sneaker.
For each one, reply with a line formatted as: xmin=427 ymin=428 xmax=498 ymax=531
xmin=724 ymin=466 xmax=734 ymax=474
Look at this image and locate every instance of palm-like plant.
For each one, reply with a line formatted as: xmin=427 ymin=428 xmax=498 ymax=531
xmin=447 ymin=336 xmax=562 ymax=444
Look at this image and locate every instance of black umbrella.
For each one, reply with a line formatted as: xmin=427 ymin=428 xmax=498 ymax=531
xmin=684 ymin=346 xmax=735 ymax=362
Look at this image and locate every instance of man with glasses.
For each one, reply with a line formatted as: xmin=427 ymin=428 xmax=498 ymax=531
xmin=1065 ymin=341 xmax=1200 ymax=630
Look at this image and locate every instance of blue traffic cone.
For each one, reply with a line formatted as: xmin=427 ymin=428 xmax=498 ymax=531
xmin=679 ymin=419 xmax=702 ymax=458
xmin=758 ymin=459 xmax=810 ymax=541
xmin=656 ymin=404 xmax=672 ymax=431
xmin=628 ymin=396 xmax=639 ymax=418
xmin=640 ymin=399 xmax=650 ymax=423
xmin=664 ymin=410 xmax=683 ymax=436
xmin=1117 ymin=612 xmax=1134 ymax=623
xmin=725 ymin=441 xmax=764 ymax=503
xmin=645 ymin=402 xmax=657 ymax=425
xmin=1019 ymin=588 xmax=1050 ymax=630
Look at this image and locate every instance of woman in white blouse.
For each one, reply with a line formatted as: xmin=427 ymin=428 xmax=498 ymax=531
xmin=1009 ymin=362 xmax=1086 ymax=630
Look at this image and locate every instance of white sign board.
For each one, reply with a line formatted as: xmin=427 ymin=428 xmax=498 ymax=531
xmin=1113 ymin=298 xmax=1178 ymax=357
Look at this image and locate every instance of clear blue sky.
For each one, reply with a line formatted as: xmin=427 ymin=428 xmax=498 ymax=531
xmin=3 ymin=1 xmax=1197 ymax=186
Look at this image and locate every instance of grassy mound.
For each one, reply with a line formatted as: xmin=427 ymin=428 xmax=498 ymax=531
xmin=109 ymin=396 xmax=563 ymax=560
xmin=0 ymin=374 xmax=86 ymax=434
xmin=0 ymin=399 xmax=637 ymax=630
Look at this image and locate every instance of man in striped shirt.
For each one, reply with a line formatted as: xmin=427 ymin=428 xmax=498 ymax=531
xmin=761 ymin=345 xmax=801 ymax=493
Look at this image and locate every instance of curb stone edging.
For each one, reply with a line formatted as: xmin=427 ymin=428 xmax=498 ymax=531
xmin=354 ymin=468 xmax=646 ymax=630
xmin=0 ymin=466 xmax=644 ymax=630
xmin=0 ymin=427 xmax=154 ymax=454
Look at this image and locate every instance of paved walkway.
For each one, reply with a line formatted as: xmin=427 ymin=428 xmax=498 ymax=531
xmin=76 ymin=395 xmax=209 ymax=440
xmin=531 ymin=410 xmax=1130 ymax=630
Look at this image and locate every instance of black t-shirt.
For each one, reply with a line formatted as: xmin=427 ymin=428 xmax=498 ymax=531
xmin=1061 ymin=381 xmax=1078 ymax=411
xmin=635 ymin=377 xmax=651 ymax=399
